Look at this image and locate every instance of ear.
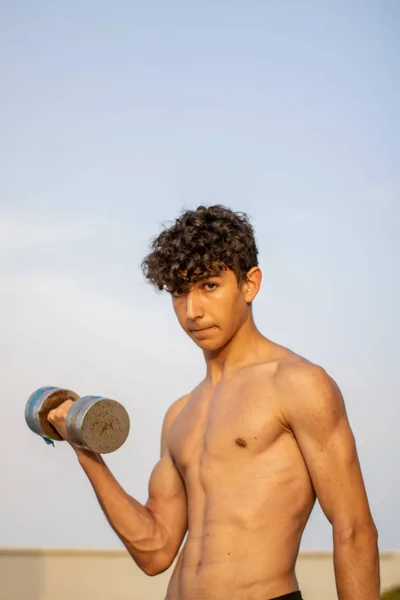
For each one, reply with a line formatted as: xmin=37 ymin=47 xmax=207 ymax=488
xmin=243 ymin=267 xmax=262 ymax=303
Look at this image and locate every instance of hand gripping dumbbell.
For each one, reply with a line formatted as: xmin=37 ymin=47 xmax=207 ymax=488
xmin=25 ymin=386 xmax=130 ymax=454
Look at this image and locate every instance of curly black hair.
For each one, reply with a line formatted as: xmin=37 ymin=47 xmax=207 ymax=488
xmin=141 ymin=205 xmax=259 ymax=293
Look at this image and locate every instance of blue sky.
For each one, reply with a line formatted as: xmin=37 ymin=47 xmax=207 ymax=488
xmin=1 ymin=1 xmax=399 ymax=550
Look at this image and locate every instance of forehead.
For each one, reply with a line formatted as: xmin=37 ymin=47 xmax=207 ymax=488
xmin=168 ymin=266 xmax=235 ymax=293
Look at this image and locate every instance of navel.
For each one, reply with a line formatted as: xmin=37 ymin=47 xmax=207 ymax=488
xmin=235 ymin=437 xmax=247 ymax=448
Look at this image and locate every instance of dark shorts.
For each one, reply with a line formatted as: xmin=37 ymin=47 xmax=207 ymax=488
xmin=270 ymin=593 xmax=303 ymax=600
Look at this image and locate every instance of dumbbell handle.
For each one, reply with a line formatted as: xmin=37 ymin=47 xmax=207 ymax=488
xmin=25 ymin=386 xmax=130 ymax=454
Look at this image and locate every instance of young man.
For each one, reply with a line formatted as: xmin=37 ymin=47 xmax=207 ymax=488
xmin=49 ymin=205 xmax=380 ymax=600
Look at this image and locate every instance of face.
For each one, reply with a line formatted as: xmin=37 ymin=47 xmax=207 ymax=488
xmin=170 ymin=267 xmax=261 ymax=352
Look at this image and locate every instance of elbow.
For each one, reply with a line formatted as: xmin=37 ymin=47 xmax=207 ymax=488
xmin=141 ymin=564 xmax=160 ymax=577
xmin=143 ymin=564 xmax=169 ymax=577
xmin=125 ymin=543 xmax=173 ymax=577
xmin=333 ymin=519 xmax=379 ymax=547
xmin=140 ymin=554 xmax=174 ymax=577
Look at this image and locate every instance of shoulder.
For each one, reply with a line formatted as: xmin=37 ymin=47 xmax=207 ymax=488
xmin=160 ymin=394 xmax=190 ymax=455
xmin=275 ymin=358 xmax=346 ymax=425
xmin=162 ymin=378 xmax=206 ymax=429
xmin=163 ymin=394 xmax=190 ymax=429
xmin=276 ymin=357 xmax=335 ymax=392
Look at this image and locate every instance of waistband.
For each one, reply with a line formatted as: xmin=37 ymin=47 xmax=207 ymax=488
xmin=269 ymin=592 xmax=303 ymax=600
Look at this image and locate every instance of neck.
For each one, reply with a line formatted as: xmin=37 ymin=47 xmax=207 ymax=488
xmin=203 ymin=311 xmax=273 ymax=385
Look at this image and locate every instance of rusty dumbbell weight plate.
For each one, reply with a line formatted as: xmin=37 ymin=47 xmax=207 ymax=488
xmin=25 ymin=387 xmax=130 ymax=454
xmin=66 ymin=395 xmax=130 ymax=454
xmin=25 ymin=386 xmax=80 ymax=442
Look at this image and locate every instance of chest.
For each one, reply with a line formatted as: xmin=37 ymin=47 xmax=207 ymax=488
xmin=168 ymin=381 xmax=283 ymax=474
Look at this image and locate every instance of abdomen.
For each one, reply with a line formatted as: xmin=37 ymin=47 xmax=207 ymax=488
xmin=167 ymin=457 xmax=314 ymax=599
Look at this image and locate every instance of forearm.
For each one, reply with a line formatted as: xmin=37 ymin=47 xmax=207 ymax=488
xmin=333 ymin=523 xmax=380 ymax=600
xmin=76 ymin=449 xmax=167 ymax=574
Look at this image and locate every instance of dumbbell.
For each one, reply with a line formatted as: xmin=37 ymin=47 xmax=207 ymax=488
xmin=25 ymin=386 xmax=130 ymax=454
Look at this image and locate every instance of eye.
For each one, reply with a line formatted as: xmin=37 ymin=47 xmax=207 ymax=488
xmin=204 ymin=282 xmax=218 ymax=291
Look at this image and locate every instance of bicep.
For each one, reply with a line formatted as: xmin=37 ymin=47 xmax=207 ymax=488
xmin=146 ymin=454 xmax=188 ymax=547
xmin=298 ymin=412 xmax=369 ymax=527
xmin=287 ymin=367 xmax=373 ymax=531
xmin=144 ymin=398 xmax=188 ymax=556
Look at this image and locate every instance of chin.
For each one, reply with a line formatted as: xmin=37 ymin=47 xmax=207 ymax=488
xmin=194 ymin=340 xmax=219 ymax=351
xmin=192 ymin=336 xmax=227 ymax=353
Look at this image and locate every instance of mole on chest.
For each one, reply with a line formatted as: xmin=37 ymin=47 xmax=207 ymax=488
xmin=235 ymin=437 xmax=247 ymax=447
xmin=169 ymin=399 xmax=268 ymax=467
xmin=173 ymin=432 xmax=257 ymax=465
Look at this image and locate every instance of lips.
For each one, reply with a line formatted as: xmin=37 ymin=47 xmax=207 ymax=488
xmin=190 ymin=326 xmax=215 ymax=333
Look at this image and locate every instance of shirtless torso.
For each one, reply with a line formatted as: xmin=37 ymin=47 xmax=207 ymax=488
xmin=48 ymin=210 xmax=379 ymax=600
xmin=162 ymin=350 xmax=314 ymax=600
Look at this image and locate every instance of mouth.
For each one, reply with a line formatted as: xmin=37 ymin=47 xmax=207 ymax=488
xmin=190 ymin=326 xmax=216 ymax=334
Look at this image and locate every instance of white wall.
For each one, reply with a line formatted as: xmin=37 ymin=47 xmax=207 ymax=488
xmin=1 ymin=549 xmax=399 ymax=600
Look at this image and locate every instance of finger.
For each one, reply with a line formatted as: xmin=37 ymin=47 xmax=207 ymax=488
xmin=47 ymin=400 xmax=74 ymax=423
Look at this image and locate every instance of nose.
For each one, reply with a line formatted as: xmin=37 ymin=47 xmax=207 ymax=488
xmin=185 ymin=290 xmax=204 ymax=322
